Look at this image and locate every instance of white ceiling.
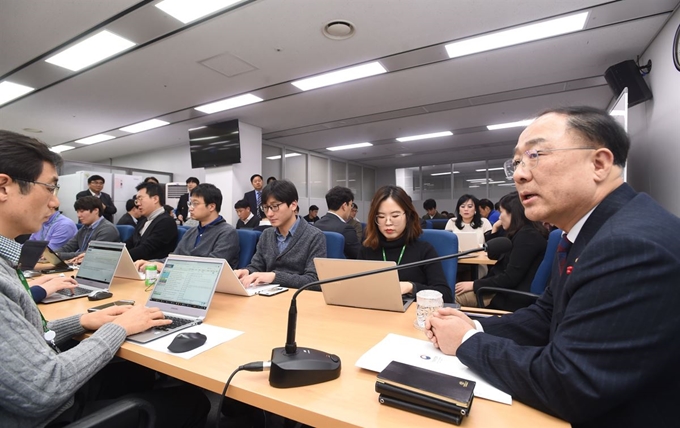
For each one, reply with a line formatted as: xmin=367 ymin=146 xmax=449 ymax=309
xmin=1 ymin=0 xmax=677 ymax=169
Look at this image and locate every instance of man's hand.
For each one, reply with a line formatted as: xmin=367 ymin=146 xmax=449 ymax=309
xmin=38 ymin=276 xmax=78 ymax=297
xmin=240 ymin=272 xmax=276 ymax=287
xmin=399 ymin=281 xmax=414 ymax=295
xmin=134 ymin=259 xmax=162 ymax=272
xmin=80 ymin=305 xmax=171 ymax=335
xmin=424 ymin=308 xmax=475 ymax=355
xmin=67 ymin=253 xmax=85 ymax=265
xmin=233 ymin=269 xmax=249 ymax=280
xmin=178 ymin=215 xmax=184 ymax=222
xmin=455 ymin=281 xmax=474 ymax=295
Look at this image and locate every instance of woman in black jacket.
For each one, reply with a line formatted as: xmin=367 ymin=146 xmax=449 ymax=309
xmin=454 ymin=191 xmax=548 ymax=311
xmin=359 ymin=186 xmax=453 ymax=303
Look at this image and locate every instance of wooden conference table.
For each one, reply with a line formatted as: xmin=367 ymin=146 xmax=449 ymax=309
xmin=41 ymin=278 xmax=566 ymax=428
xmin=458 ymin=252 xmax=497 ymax=265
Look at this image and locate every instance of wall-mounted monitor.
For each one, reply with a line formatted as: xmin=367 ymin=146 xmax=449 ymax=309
xmin=189 ymin=119 xmax=241 ymax=168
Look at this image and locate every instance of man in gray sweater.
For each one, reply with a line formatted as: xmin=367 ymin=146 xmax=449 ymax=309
xmin=235 ymin=180 xmax=326 ymax=289
xmin=56 ymin=196 xmax=120 ymax=262
xmin=135 ymin=183 xmax=240 ymax=271
xmin=0 ymin=130 xmax=209 ymax=427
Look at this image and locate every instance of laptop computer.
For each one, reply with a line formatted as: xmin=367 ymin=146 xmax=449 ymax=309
xmin=452 ymin=231 xmax=484 ymax=258
xmin=314 ymin=258 xmax=415 ymax=312
xmin=19 ymin=240 xmax=49 ymax=278
xmin=213 ymin=257 xmax=280 ymax=296
xmin=40 ymin=246 xmax=76 ymax=274
xmin=126 ymin=255 xmax=222 ymax=343
xmin=41 ymin=240 xmax=128 ymax=304
xmin=90 ymin=241 xmax=144 ymax=281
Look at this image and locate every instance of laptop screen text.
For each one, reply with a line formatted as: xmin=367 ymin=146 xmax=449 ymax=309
xmin=150 ymin=260 xmax=220 ymax=309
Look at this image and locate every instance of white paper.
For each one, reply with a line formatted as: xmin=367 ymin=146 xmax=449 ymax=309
xmin=129 ymin=324 xmax=243 ymax=359
xmin=356 ymin=333 xmax=512 ymax=405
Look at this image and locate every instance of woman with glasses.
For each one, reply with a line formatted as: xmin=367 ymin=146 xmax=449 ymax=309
xmin=359 ymin=186 xmax=453 ymax=303
xmin=454 ymin=191 xmax=548 ymax=310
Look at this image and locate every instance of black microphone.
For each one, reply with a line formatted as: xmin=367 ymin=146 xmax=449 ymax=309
xmin=268 ymin=237 xmax=512 ymax=388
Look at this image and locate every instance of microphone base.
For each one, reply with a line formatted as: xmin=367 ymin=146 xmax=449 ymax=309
xmin=269 ymin=346 xmax=341 ymax=388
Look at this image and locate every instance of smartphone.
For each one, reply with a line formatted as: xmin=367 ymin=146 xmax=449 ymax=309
xmin=258 ymin=287 xmax=288 ymax=296
xmin=88 ymin=300 xmax=135 ymax=312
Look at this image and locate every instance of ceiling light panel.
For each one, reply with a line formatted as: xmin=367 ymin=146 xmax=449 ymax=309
xmin=396 ymin=131 xmax=453 ymax=142
xmin=119 ymin=119 xmax=169 ymax=133
xmin=195 ymin=93 xmax=263 ymax=114
xmin=50 ymin=145 xmax=75 ymax=153
xmin=292 ymin=62 xmax=387 ymax=91
xmin=155 ymin=0 xmax=245 ymax=24
xmin=445 ymin=12 xmax=589 ymax=59
xmin=326 ymin=142 xmax=373 ymax=152
xmin=0 ymin=81 xmax=35 ymax=106
xmin=75 ymin=134 xmax=116 ymax=145
xmin=487 ymin=119 xmax=535 ymax=131
xmin=45 ymin=30 xmax=136 ymax=71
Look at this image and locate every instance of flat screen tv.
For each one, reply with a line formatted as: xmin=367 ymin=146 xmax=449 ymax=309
xmin=189 ymin=119 xmax=241 ymax=168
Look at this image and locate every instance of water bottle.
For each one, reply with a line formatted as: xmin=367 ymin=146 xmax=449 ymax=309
xmin=145 ymin=264 xmax=158 ymax=288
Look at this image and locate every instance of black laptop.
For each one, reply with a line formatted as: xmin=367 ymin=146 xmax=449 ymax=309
xmin=40 ymin=246 xmax=76 ymax=274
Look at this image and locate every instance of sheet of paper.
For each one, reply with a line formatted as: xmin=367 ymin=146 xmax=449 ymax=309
xmin=356 ymin=333 xmax=512 ymax=405
xmin=130 ymin=324 xmax=243 ymax=359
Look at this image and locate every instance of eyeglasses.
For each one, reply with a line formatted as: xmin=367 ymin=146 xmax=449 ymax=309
xmin=188 ymin=201 xmax=204 ymax=208
xmin=503 ymin=147 xmax=596 ymax=179
xmin=375 ymin=212 xmax=406 ymax=224
xmin=13 ymin=177 xmax=60 ymax=196
xmin=261 ymin=202 xmax=284 ymax=213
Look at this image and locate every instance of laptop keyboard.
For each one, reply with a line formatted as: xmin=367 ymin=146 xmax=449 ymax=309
xmin=56 ymin=286 xmax=90 ymax=296
xmin=155 ymin=315 xmax=198 ymax=331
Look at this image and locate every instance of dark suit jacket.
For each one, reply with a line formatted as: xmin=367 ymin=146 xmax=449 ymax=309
xmin=176 ymin=193 xmax=189 ymax=221
xmin=244 ymin=190 xmax=264 ymax=218
xmin=76 ymin=190 xmax=117 ymax=223
xmin=456 ymin=184 xmax=680 ymax=428
xmin=236 ymin=215 xmax=261 ymax=229
xmin=116 ymin=212 xmax=137 ymax=227
xmin=125 ymin=213 xmax=178 ymax=261
xmin=421 ymin=212 xmax=447 ymax=220
xmin=313 ymin=213 xmax=360 ymax=259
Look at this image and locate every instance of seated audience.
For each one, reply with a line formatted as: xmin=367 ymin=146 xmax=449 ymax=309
xmin=116 ymin=199 xmax=141 ymax=227
xmin=313 ymin=186 xmax=361 ymax=259
xmin=56 ymin=196 xmax=120 ymax=262
xmin=143 ymin=176 xmax=159 ymax=184
xmin=479 ymin=198 xmax=500 ymax=225
xmin=445 ymin=194 xmax=492 ymax=245
xmin=454 ymin=191 xmax=548 ymax=310
xmin=135 ymin=183 xmax=239 ymax=270
xmin=303 ymin=205 xmax=320 ymax=223
xmin=28 ymin=206 xmax=77 ymax=249
xmin=359 ymin=186 xmax=453 ymax=303
xmin=422 ymin=198 xmax=447 ymax=219
xmin=234 ymin=199 xmax=261 ymax=229
xmin=125 ymin=182 xmax=178 ymax=261
xmin=234 ymin=180 xmax=326 ymax=289
xmin=176 ymin=176 xmax=199 ymax=224
xmin=347 ymin=202 xmax=363 ymax=242
xmin=266 ymin=176 xmax=277 ymax=184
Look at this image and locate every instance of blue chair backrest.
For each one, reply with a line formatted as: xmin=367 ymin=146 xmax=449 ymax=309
xmin=236 ymin=229 xmax=262 ymax=269
xmin=419 ymin=229 xmax=458 ymax=294
xmin=429 ymin=219 xmax=448 ymax=230
xmin=115 ymin=225 xmax=135 ymax=242
xmin=322 ymin=231 xmax=345 ymax=259
xmin=530 ymin=228 xmax=563 ymax=295
xmin=424 ymin=220 xmax=433 ymax=229
xmin=76 ymin=223 xmax=83 ymax=230
xmin=176 ymin=226 xmax=190 ymax=248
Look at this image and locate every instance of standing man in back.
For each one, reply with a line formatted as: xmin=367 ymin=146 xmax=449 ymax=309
xmin=314 ymin=186 xmax=361 ymax=259
xmin=176 ymin=177 xmax=200 ymax=224
xmin=76 ymin=175 xmax=116 ymax=223
xmin=243 ymin=174 xmax=265 ymax=219
xmin=126 ymin=182 xmax=177 ymax=261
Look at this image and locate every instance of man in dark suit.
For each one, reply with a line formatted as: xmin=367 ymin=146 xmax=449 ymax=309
xmin=243 ymin=174 xmax=265 ymax=219
xmin=116 ymin=199 xmax=141 ymax=227
xmin=175 ymin=177 xmax=199 ymax=224
xmin=425 ymin=106 xmax=680 ymax=428
xmin=234 ymin=199 xmax=260 ymax=229
xmin=313 ymin=186 xmax=360 ymax=259
xmin=75 ymin=174 xmax=117 ymax=223
xmin=126 ymin=182 xmax=177 ymax=261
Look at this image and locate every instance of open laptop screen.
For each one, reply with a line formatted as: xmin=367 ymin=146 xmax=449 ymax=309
xmin=150 ymin=259 xmax=221 ymax=310
xmin=76 ymin=244 xmax=122 ymax=287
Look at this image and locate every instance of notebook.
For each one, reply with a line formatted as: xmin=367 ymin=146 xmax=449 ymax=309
xmin=126 ymin=255 xmax=222 ymax=343
xmin=213 ymin=257 xmax=280 ymax=296
xmin=314 ymin=258 xmax=414 ymax=312
xmin=18 ymin=240 xmax=49 ymax=271
xmin=452 ymin=231 xmax=483 ymax=258
xmin=40 ymin=246 xmax=76 ymax=274
xmin=41 ymin=240 xmax=128 ymax=304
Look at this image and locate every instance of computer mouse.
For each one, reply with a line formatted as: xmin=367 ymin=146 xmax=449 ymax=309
xmin=167 ymin=332 xmax=207 ymax=353
xmin=87 ymin=290 xmax=113 ymax=301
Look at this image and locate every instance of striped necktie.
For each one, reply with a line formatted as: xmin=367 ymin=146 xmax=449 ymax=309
xmin=556 ymin=234 xmax=572 ymax=276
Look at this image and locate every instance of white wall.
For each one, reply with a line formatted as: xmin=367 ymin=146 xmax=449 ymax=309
xmin=108 ymin=144 xmax=206 ymax=185
xmin=627 ymin=8 xmax=680 ymax=216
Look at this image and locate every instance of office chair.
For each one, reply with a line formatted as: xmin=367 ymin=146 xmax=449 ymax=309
xmin=475 ymin=228 xmax=562 ymax=310
xmin=115 ymin=225 xmax=135 ymax=242
xmin=419 ymin=229 xmax=458 ymax=294
xmin=76 ymin=223 xmax=84 ymax=230
xmin=429 ymin=219 xmax=448 ymax=230
xmin=322 ymin=231 xmax=346 ymax=259
xmin=65 ymin=397 xmax=155 ymax=428
xmin=176 ymin=226 xmax=190 ymax=247
xmin=424 ymin=220 xmax=433 ymax=229
xmin=236 ymin=229 xmax=262 ymax=269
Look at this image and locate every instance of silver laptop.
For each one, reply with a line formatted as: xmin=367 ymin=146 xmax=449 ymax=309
xmin=126 ymin=255 xmax=222 ymax=343
xmin=213 ymin=258 xmax=279 ymax=297
xmin=314 ymin=258 xmax=414 ymax=312
xmin=452 ymin=231 xmax=484 ymax=258
xmin=41 ymin=240 xmax=127 ymax=304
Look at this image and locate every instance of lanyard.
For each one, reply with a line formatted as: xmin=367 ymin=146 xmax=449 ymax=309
xmin=16 ymin=269 xmax=60 ymax=352
xmin=39 ymin=212 xmax=60 ymax=240
xmin=77 ymin=226 xmax=96 ymax=252
xmin=382 ymin=245 xmax=406 ymax=265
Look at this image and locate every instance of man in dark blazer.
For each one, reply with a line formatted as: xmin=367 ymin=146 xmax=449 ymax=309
xmin=313 ymin=186 xmax=360 ymax=259
xmin=126 ymin=182 xmax=178 ymax=261
xmin=175 ymin=177 xmax=199 ymax=224
xmin=116 ymin=199 xmax=141 ymax=227
xmin=243 ymin=174 xmax=265 ymax=219
xmin=425 ymin=107 xmax=680 ymax=428
xmin=75 ymin=174 xmax=117 ymax=223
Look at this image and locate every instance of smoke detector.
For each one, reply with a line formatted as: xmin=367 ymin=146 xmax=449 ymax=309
xmin=323 ymin=20 xmax=356 ymax=40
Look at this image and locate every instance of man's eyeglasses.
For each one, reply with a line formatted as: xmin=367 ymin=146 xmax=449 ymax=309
xmin=375 ymin=212 xmax=405 ymax=224
xmin=503 ymin=147 xmax=596 ymax=179
xmin=13 ymin=177 xmax=60 ymax=196
xmin=188 ymin=201 xmax=204 ymax=208
xmin=260 ymin=202 xmax=284 ymax=213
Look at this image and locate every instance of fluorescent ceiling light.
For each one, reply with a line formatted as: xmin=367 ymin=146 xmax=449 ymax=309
xmin=195 ymin=93 xmax=263 ymax=114
xmin=498 ymin=183 xmax=517 ymax=186
xmin=155 ymin=0 xmax=244 ymax=24
xmin=488 ymin=181 xmax=507 ymax=184
xmin=487 ymin=119 xmax=535 ymax=131
xmin=292 ymin=62 xmax=387 ymax=91
xmin=326 ymin=142 xmax=373 ymax=152
xmin=467 ymin=178 xmax=489 ymax=182
xmin=396 ymin=131 xmax=453 ymax=142
xmin=45 ymin=30 xmax=135 ymax=71
xmin=445 ymin=12 xmax=589 ymax=59
xmin=119 ymin=119 xmax=169 ymax=133
xmin=430 ymin=171 xmax=460 ymax=176
xmin=610 ymin=110 xmax=626 ymax=117
xmin=50 ymin=145 xmax=75 ymax=153
xmin=266 ymin=153 xmax=301 ymax=160
xmin=469 ymin=185 xmax=480 ymax=188
xmin=475 ymin=167 xmax=505 ymax=172
xmin=0 ymin=81 xmax=35 ymax=105
xmin=188 ymin=126 xmax=206 ymax=131
xmin=75 ymin=134 xmax=116 ymax=145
